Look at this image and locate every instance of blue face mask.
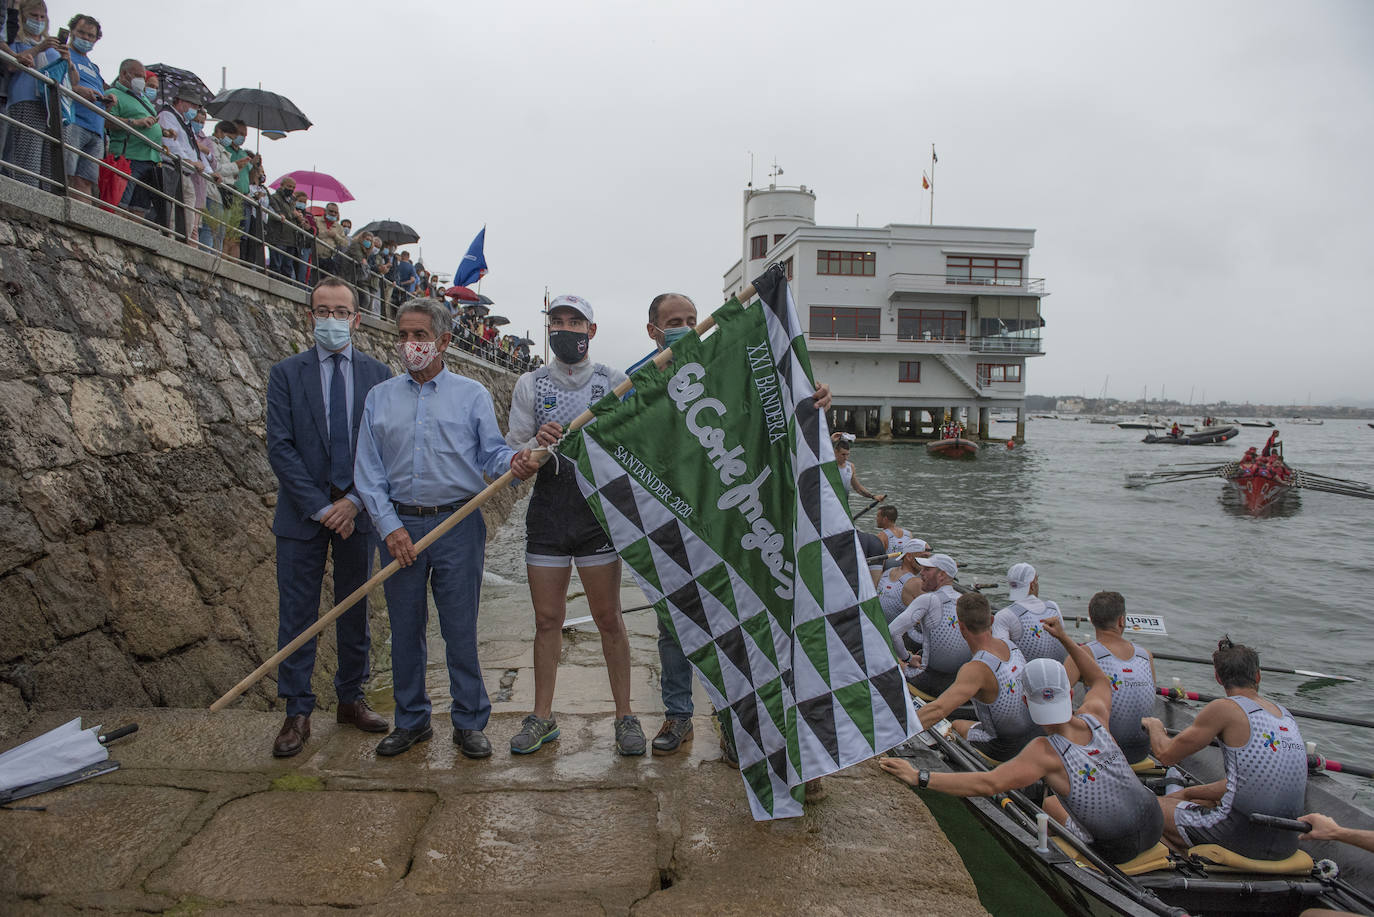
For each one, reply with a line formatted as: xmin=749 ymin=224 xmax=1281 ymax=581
xmin=295 ymin=202 xmax=306 ymax=210
xmin=361 ymin=240 xmax=372 ymax=249
xmin=313 ymin=316 xmax=352 ymax=351
xmin=71 ymin=37 xmax=94 ymax=53
xmin=190 ymin=121 xmax=203 ymax=135
xmin=232 ymin=135 xmax=245 ymax=147
xmin=657 ymin=324 xmax=693 ymax=348
xmin=23 ymin=18 xmax=44 ymax=36
xmin=381 ymin=248 xmax=390 ymax=256
xmin=144 ymin=88 xmax=157 ymax=101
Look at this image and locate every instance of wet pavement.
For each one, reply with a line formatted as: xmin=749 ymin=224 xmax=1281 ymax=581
xmin=0 ymin=572 xmax=988 ymax=916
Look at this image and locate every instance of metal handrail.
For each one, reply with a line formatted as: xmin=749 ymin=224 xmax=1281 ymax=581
xmin=0 ymin=44 xmax=529 ymax=375
xmin=886 ymin=271 xmax=1046 ymax=294
xmin=803 ymin=329 xmax=1043 ymax=353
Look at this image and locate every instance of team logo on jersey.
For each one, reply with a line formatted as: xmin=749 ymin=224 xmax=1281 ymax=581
xmin=1077 ymin=765 xmax=1098 ymax=784
xmin=541 ymin=394 xmax=558 ymax=411
xmin=1109 ymin=673 xmax=1123 ymax=691
xmin=946 ymin=614 xmax=958 ymax=630
xmin=1004 ymin=680 xmax=1017 ymax=694
xmin=1262 ymin=731 xmax=1280 ymax=752
xmin=1029 ymin=624 xmax=1044 ymax=639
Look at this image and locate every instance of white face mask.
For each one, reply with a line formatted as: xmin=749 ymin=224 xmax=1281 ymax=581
xmin=397 ymin=340 xmax=440 ymax=373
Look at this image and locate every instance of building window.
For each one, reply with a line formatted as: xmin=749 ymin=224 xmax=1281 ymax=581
xmin=946 ymin=256 xmax=1023 ymax=286
xmin=750 ymin=235 xmax=768 ymax=260
xmin=976 ymin=363 xmax=1023 ymax=386
xmin=783 ymin=257 xmax=793 ymax=281
xmin=898 ymin=309 xmax=966 ymax=341
xmin=899 ymin=361 xmax=921 ymax=383
xmin=810 ymin=306 xmax=881 ymax=339
xmin=773 ymin=233 xmax=785 ymax=245
xmin=817 ymin=250 xmax=876 ymax=276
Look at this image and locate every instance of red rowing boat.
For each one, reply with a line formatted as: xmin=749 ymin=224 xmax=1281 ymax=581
xmin=926 ymin=437 xmax=980 ymax=459
xmin=1225 ymin=452 xmax=1295 ymax=514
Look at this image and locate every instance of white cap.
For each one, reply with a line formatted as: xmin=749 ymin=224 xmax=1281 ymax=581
xmin=899 ymin=537 xmax=929 ymax=555
xmin=1022 ymin=657 xmax=1073 ymax=725
xmin=1007 ymin=563 xmax=1037 ymax=602
xmin=548 ymin=293 xmax=594 ymax=324
xmin=916 ymin=553 xmax=958 ymax=580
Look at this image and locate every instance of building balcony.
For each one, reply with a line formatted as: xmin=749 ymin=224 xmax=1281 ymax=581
xmin=805 ymin=331 xmax=1044 ymax=356
xmin=885 ymin=272 xmax=1046 ymax=299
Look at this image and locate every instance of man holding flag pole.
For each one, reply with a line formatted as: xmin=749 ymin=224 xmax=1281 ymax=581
xmin=557 ymin=265 xmax=919 ymax=818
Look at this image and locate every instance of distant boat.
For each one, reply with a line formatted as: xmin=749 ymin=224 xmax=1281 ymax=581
xmin=1142 ymin=425 xmax=1239 ymax=446
xmin=1118 ymin=415 xmax=1193 ymax=430
xmin=1289 ymin=418 xmax=1324 ymax=425
xmin=1237 ymin=420 xmax=1275 ymax=428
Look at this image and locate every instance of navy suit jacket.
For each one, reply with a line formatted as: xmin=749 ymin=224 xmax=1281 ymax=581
xmin=267 ymin=347 xmax=392 ymax=540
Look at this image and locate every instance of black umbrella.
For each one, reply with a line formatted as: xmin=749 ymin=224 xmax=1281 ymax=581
xmin=207 ymin=87 xmax=312 ymax=133
xmin=488 ymin=315 xmax=510 ymax=326
xmin=357 ymin=220 xmax=420 ymax=245
xmin=515 ymin=337 xmax=536 ymax=346
xmin=462 ymin=303 xmax=490 ymax=317
xmin=146 ymin=64 xmax=213 ymax=108
xmin=475 ymin=294 xmax=494 ymax=305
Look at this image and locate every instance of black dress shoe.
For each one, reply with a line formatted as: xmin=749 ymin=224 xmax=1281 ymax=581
xmin=454 ymin=728 xmax=492 ymax=759
xmin=376 ymin=725 xmax=433 ymax=757
xmin=273 ymin=714 xmax=310 ymax=758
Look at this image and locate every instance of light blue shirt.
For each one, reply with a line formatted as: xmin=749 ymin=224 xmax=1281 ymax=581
xmin=355 ymin=365 xmax=516 ymax=538
xmin=312 ymin=343 xmax=362 ymax=521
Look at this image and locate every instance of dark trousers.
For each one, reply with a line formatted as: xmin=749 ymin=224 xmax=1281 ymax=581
xmin=275 ymin=526 xmax=373 ymax=717
xmin=382 ymin=509 xmax=490 ymax=731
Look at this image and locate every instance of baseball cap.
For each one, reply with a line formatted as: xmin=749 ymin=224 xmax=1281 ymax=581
xmin=916 ymin=553 xmax=957 ymax=580
xmin=1007 ymin=563 xmax=1037 ymax=602
xmin=1022 ymin=657 xmax=1073 ymax=725
xmin=898 ymin=537 xmax=929 ymax=555
xmin=548 ymin=293 xmax=594 ymax=324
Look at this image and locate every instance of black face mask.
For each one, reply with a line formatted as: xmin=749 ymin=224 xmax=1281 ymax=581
xmin=549 ymin=330 xmax=589 ymax=365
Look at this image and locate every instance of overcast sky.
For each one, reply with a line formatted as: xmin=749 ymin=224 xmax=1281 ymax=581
xmin=90 ymin=0 xmax=1374 ymax=405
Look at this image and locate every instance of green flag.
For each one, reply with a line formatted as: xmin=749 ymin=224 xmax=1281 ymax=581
xmin=559 ymin=265 xmax=918 ymax=819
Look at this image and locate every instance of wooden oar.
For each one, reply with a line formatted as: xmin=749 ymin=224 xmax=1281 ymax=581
xmin=1150 ymin=650 xmax=1356 ymax=683
xmin=852 ymin=498 xmax=882 ymax=521
xmin=1157 ymin=687 xmax=1374 ymax=729
xmin=212 ymin=280 xmax=761 ymax=712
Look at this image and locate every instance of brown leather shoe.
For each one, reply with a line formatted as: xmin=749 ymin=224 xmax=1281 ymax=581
xmin=273 ymin=714 xmax=310 ymax=758
xmin=337 ymin=699 xmax=389 ymax=733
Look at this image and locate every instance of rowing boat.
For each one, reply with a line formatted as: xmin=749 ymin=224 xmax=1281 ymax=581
xmin=892 ymin=695 xmax=1374 ymax=916
xmin=927 ymin=438 xmax=981 ymax=459
xmin=1227 ymin=460 xmax=1296 ymax=514
xmin=1142 ymin=426 xmax=1239 ymax=446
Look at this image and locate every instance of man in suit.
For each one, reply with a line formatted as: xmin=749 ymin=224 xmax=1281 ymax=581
xmin=265 ymin=278 xmax=393 ymax=756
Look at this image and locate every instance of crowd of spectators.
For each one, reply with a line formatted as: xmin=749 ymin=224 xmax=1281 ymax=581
xmin=1 ymin=0 xmax=536 ymax=374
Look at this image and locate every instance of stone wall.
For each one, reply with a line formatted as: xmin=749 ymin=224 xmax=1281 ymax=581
xmin=0 ymin=182 xmax=521 ymax=737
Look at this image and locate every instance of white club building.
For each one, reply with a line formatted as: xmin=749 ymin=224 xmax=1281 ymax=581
xmin=722 ymin=184 xmax=1046 ymax=441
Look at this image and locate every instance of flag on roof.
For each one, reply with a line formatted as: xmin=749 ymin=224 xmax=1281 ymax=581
xmin=455 ymin=226 xmax=487 ymax=287
xmin=558 ymin=264 xmax=920 ymax=820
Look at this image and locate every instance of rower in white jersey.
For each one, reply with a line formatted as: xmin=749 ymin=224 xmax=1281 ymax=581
xmin=831 ymin=435 xmax=883 ymax=506
xmin=1077 ymin=590 xmax=1155 ymax=765
xmin=992 ymin=562 xmax=1067 ymax=664
xmin=1145 ymin=637 xmax=1308 ymax=860
xmin=888 ymin=554 xmax=971 ymax=696
xmin=876 ymin=538 xmax=930 ymax=624
xmin=506 ymin=295 xmax=644 ymax=757
xmin=882 ymin=615 xmax=1165 ymax=866
xmin=907 ymin=592 xmax=1043 ymax=761
xmin=874 ymin=505 xmax=910 ymax=553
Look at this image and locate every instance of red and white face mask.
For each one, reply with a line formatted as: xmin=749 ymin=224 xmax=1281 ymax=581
xmin=397 ymin=340 xmax=439 ymax=373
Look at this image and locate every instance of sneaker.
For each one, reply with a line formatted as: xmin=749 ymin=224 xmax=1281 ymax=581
xmin=509 ymin=714 xmax=559 ymax=755
xmin=615 ymin=715 xmax=647 ymax=756
xmin=651 ymin=718 xmax=694 ymax=756
xmin=719 ymin=730 xmax=739 ymax=769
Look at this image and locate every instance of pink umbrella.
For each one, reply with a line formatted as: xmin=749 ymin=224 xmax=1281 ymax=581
xmin=445 ymin=285 xmax=480 ymax=302
xmin=269 ymin=170 xmax=355 ymax=203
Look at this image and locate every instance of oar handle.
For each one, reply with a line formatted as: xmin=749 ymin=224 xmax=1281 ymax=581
xmin=1248 ymin=813 xmax=1311 ymax=833
xmin=99 ymin=724 xmax=138 ymax=745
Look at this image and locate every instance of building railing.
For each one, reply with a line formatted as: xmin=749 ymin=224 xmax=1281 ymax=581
xmin=886 ymin=271 xmax=1046 ymax=295
xmin=0 ymin=45 xmax=530 ymax=377
xmin=804 ymin=330 xmax=1043 ymax=354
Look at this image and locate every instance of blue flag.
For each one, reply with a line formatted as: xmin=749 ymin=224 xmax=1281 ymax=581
xmin=455 ymin=227 xmax=488 ymax=287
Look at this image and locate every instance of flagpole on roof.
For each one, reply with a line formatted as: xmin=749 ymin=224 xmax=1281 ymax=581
xmin=542 ymin=286 xmax=550 ymax=364
xmin=930 ymin=144 xmax=937 ymax=225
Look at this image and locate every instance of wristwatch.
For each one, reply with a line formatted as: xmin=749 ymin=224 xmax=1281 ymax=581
xmin=917 ymin=769 xmax=930 ymax=788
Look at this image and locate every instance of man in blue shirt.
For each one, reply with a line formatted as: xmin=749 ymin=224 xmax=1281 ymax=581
xmin=61 ymin=14 xmax=111 ymax=201
xmin=265 ymin=279 xmax=392 ymax=757
xmin=355 ymin=298 xmax=537 ymax=757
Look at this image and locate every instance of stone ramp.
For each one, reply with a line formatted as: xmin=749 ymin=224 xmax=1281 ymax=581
xmin=0 ymin=708 xmax=987 ymax=916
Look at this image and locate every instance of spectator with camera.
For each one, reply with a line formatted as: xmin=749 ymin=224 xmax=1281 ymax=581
xmin=157 ymin=84 xmax=207 ymax=242
xmin=3 ymin=0 xmax=69 ymax=189
xmin=106 ymin=59 xmax=163 ymax=219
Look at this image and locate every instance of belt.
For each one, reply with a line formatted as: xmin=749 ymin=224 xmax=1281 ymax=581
xmin=392 ymin=499 xmax=469 ymax=517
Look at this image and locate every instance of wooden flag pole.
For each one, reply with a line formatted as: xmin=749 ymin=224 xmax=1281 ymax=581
xmin=209 ymin=282 xmax=758 ymax=712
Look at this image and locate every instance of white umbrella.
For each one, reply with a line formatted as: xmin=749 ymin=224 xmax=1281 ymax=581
xmin=0 ymin=718 xmax=137 ymax=801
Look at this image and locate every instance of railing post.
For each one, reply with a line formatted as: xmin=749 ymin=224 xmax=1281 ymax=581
xmin=44 ymin=82 xmax=68 ymax=196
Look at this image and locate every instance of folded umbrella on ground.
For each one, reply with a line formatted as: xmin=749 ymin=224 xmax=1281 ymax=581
xmin=0 ymin=718 xmax=138 ymax=803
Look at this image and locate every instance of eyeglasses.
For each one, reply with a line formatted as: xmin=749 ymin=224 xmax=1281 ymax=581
xmin=312 ymin=308 xmax=355 ymax=320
